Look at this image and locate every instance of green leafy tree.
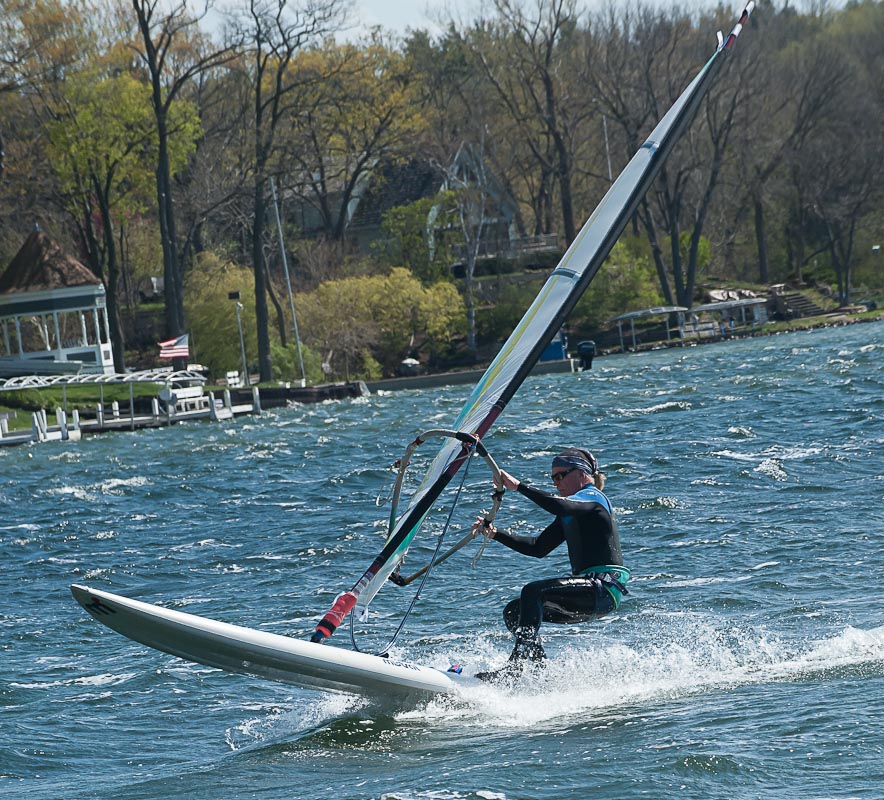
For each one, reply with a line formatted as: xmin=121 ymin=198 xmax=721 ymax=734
xmin=571 ymin=241 xmax=663 ymax=330
xmin=418 ymin=280 xmax=468 ymax=350
xmin=476 ymin=243 xmax=660 ymax=345
xmin=47 ymin=70 xmax=199 ymax=371
xmin=296 ymin=273 xmax=379 ymax=380
xmin=476 ymin=277 xmax=544 ymax=344
xmin=665 ymin=232 xmax=710 ymax=281
xmin=297 ymin=268 xmax=466 ymax=378
xmin=364 ymin=268 xmax=466 ymax=373
xmin=378 ymin=192 xmax=458 ymax=285
xmin=183 ymin=255 xmax=260 ymax=380
xmin=270 ymin=340 xmax=324 ymax=385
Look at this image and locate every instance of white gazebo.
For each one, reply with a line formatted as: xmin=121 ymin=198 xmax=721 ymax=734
xmin=0 ymin=231 xmax=114 ymax=376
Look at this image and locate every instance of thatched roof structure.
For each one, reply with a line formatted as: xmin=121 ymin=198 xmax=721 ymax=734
xmin=0 ymin=231 xmax=100 ymax=294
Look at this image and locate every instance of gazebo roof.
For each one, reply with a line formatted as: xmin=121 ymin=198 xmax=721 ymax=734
xmin=0 ymin=231 xmax=101 ymax=295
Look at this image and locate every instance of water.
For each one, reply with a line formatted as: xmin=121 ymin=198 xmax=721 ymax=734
xmin=2 ymin=321 xmax=883 ymax=800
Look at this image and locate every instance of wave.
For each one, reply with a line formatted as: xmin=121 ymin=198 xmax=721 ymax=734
xmin=215 ymin=618 xmax=884 ymax=748
xmin=614 ymin=401 xmax=692 ymax=416
xmin=408 ymin=619 xmax=884 ymax=730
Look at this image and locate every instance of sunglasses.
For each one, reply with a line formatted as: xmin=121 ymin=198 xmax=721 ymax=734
xmin=551 ymin=467 xmax=578 ymax=483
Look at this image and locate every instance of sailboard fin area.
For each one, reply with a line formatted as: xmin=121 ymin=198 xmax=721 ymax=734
xmin=71 ymin=584 xmax=476 ymax=697
xmin=311 ymin=2 xmax=757 ymax=642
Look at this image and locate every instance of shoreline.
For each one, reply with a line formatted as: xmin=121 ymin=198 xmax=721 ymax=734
xmin=595 ymin=311 xmax=884 ymax=357
xmin=2 ymin=313 xmax=880 ymax=446
xmin=368 ymin=311 xmax=884 ymax=393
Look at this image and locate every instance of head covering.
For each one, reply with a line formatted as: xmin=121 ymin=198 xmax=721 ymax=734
xmin=552 ymin=447 xmax=598 ymax=476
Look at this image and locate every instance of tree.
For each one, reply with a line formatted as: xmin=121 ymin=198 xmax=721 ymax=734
xmin=9 ymin=1 xmax=204 ymax=371
xmin=297 ymin=268 xmax=466 ymax=378
xmin=714 ymin=5 xmax=849 ymax=285
xmin=296 ymin=272 xmax=380 ymax=380
xmin=590 ymin=4 xmax=753 ymax=307
xmin=4 ymin=1 xmax=187 ymax=369
xmin=0 ymin=0 xmax=70 ymax=182
xmin=229 ymin=0 xmax=343 ymax=383
xmin=464 ymin=0 xmax=595 ymax=245
xmin=46 ymin=71 xmax=180 ymax=371
xmin=0 ymin=0 xmax=93 ymax=248
xmin=571 ymin=241 xmax=663 ymax=330
xmin=183 ymin=254 xmax=258 ymax=378
xmin=130 ymin=0 xmax=239 ymax=346
xmin=445 ymin=140 xmax=492 ymax=351
xmin=378 ymin=191 xmax=458 ymax=285
xmin=786 ymin=1 xmax=884 ymax=303
xmin=280 ymin=36 xmax=427 ymax=242
xmin=0 ymin=0 xmax=25 ymax=182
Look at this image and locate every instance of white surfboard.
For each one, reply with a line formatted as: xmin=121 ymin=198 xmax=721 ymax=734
xmin=71 ymin=584 xmax=476 ymax=698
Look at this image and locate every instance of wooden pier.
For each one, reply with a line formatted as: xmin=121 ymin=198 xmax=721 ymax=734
xmin=0 ymin=386 xmax=260 ymax=447
xmin=0 ymin=378 xmax=369 ymax=448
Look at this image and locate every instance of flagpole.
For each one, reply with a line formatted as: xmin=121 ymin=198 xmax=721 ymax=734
xmin=270 ymin=178 xmax=307 ymax=388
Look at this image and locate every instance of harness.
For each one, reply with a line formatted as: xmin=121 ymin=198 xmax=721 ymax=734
xmin=580 ymin=565 xmax=631 ymax=606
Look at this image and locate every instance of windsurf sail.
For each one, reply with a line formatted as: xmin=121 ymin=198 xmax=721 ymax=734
xmin=312 ymin=2 xmax=756 ymax=644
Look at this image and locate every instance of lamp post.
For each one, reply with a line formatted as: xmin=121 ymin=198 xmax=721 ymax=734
xmin=228 ymin=291 xmax=249 ymax=387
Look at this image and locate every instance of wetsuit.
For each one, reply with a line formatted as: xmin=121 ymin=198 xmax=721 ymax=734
xmin=493 ymin=482 xmax=629 ymax=639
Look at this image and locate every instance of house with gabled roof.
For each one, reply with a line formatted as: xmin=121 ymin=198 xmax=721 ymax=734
xmin=345 ymin=157 xmax=443 ymax=252
xmin=0 ymin=231 xmax=115 ymax=376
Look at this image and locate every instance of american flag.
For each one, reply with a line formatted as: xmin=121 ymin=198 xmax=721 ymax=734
xmin=158 ymin=333 xmax=190 ymax=359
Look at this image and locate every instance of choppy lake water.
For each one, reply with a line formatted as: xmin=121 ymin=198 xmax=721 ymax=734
xmin=2 ymin=321 xmax=883 ymax=800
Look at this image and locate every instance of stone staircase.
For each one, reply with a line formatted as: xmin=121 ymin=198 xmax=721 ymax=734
xmin=774 ymin=291 xmax=828 ymax=320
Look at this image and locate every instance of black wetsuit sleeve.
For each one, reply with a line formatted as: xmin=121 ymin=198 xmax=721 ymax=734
xmin=493 ymin=518 xmax=564 ymax=559
xmin=516 ymin=482 xmax=606 ymax=515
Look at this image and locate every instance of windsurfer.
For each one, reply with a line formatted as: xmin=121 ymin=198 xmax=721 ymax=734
xmin=472 ymin=447 xmax=629 ymax=679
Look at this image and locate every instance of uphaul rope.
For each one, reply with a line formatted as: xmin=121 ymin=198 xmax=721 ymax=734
xmin=311 ymin=430 xmax=503 ymax=644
